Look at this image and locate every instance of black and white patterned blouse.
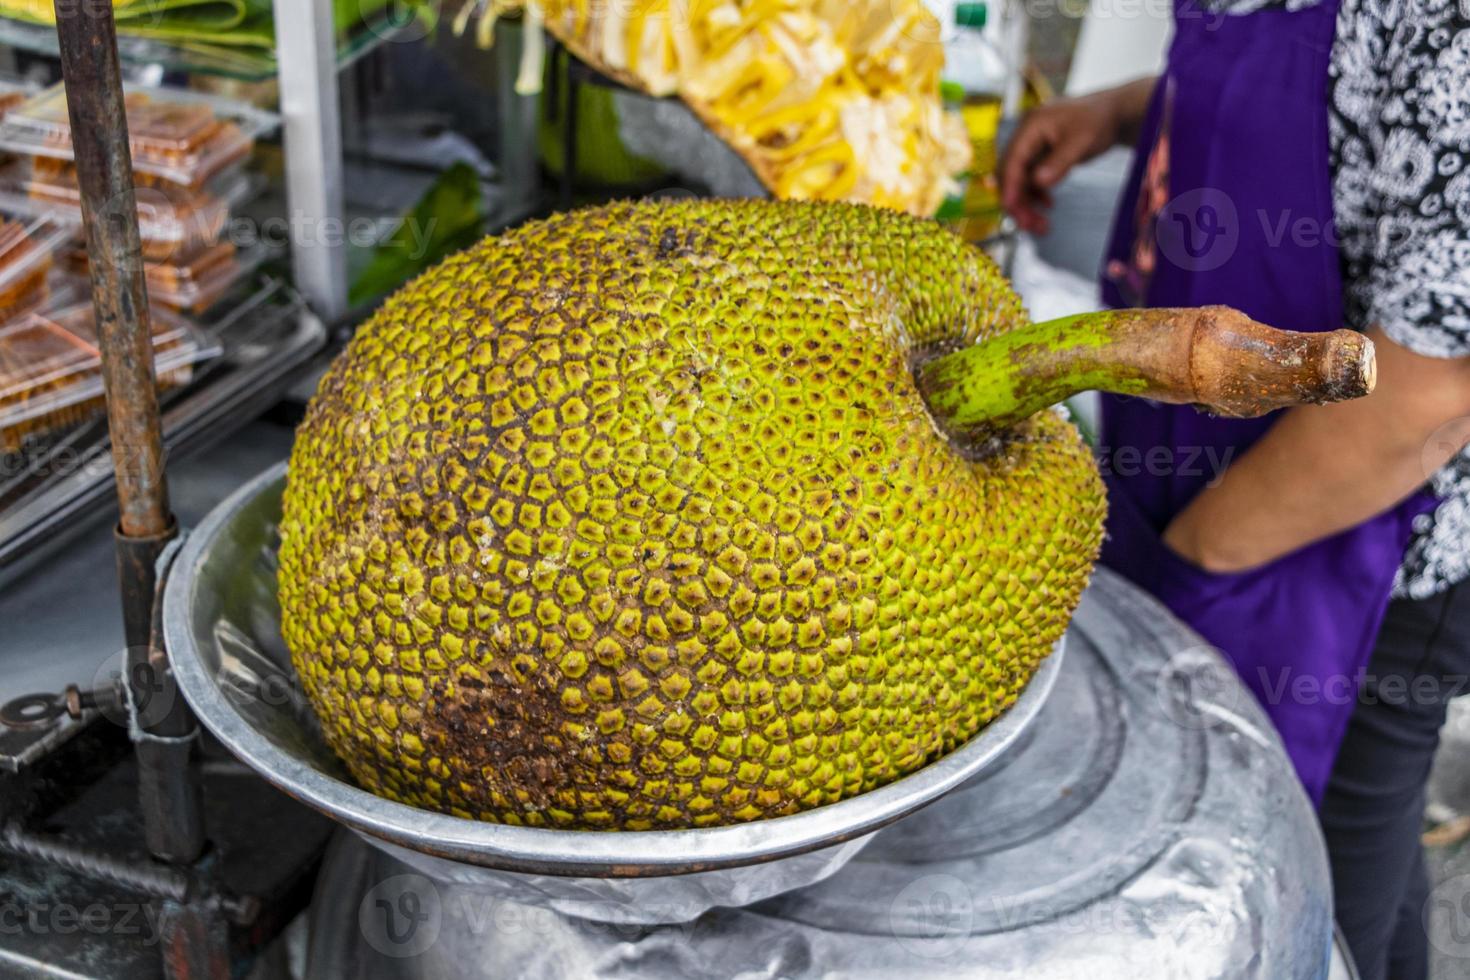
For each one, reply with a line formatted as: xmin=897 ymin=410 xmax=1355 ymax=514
xmin=1197 ymin=0 xmax=1470 ymax=597
xmin=1330 ymin=0 xmax=1470 ymax=598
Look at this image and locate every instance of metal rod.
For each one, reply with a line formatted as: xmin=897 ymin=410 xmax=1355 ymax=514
xmin=53 ymin=0 xmax=170 ymax=544
xmin=1 ymin=819 xmax=190 ymax=902
xmin=563 ymin=49 xmax=578 ymax=211
xmin=1 ymin=821 xmax=260 ymax=926
xmin=53 ymin=0 xmax=205 ymax=870
xmin=272 ymin=0 xmax=349 ymax=322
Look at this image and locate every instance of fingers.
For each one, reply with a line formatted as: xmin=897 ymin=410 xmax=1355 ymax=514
xmin=1000 ymin=111 xmax=1089 ymax=235
xmin=999 ymin=115 xmax=1056 ymax=234
xmin=998 ymin=116 xmax=1046 ymax=207
xmin=1000 ymin=98 xmax=1119 ymax=236
xmin=1031 ymin=128 xmax=1098 ymax=191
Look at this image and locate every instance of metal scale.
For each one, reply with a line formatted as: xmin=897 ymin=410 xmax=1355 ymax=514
xmin=1 ymin=7 xmax=1356 ymax=977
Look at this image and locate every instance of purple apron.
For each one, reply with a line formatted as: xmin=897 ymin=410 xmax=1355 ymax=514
xmin=1098 ymin=0 xmax=1434 ymax=803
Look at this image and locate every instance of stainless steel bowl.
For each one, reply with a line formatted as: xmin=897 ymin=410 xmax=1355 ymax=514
xmin=162 ymin=462 xmax=1064 ymax=883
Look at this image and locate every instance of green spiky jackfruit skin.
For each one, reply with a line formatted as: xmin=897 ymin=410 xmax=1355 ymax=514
xmin=278 ymin=199 xmax=1105 ymax=831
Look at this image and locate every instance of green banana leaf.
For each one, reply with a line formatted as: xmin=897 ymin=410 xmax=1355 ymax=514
xmin=349 ymin=161 xmax=487 ymax=308
xmin=0 ymin=0 xmax=403 ymax=49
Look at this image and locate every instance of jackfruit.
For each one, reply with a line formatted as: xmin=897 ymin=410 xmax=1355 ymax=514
xmin=279 ymin=199 xmax=1375 ymax=830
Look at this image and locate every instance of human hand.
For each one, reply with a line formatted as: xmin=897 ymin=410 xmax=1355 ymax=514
xmin=999 ymin=78 xmax=1157 ymax=235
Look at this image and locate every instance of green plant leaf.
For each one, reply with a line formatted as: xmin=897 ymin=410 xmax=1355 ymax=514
xmin=349 ymin=161 xmax=487 ymax=308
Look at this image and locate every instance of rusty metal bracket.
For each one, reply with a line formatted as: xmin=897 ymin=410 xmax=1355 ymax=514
xmin=132 ymin=537 xmax=206 ymax=865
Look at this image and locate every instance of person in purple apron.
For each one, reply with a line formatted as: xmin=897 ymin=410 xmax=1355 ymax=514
xmin=1000 ymin=1 xmax=1470 ymax=976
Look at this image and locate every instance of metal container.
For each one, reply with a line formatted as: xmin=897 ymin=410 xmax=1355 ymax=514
xmin=162 ymin=463 xmax=1063 ymax=919
xmin=610 ymin=90 xmax=767 ymax=199
xmin=303 ymin=570 xmax=1337 ymax=979
xmin=1429 ymin=694 xmax=1470 ymax=820
xmin=163 ymin=464 xmax=1337 ymax=977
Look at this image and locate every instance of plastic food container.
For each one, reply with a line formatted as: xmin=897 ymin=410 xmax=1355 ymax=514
xmin=0 ymin=77 xmax=39 ymax=168
xmin=0 ymin=301 xmax=221 ymax=451
xmin=60 ymin=241 xmax=268 ymax=314
xmin=0 ymin=160 xmax=253 ymax=264
xmin=0 ymin=215 xmax=70 ymax=324
xmin=0 ymin=78 xmax=34 ymax=121
xmin=0 ymin=83 xmax=274 ymax=189
xmin=144 ymin=241 xmax=265 ymax=312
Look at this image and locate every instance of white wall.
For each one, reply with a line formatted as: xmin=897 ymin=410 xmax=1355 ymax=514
xmin=1065 ymin=0 xmax=1172 ymax=95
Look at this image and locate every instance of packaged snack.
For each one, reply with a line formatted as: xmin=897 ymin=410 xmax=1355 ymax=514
xmin=144 ymin=241 xmax=251 ymax=312
xmin=2 ymin=161 xmax=252 ymax=264
xmin=62 ymin=240 xmax=266 ymax=314
xmin=0 ymin=88 xmax=28 ymax=121
xmin=0 ymin=83 xmax=274 ymax=188
xmin=0 ymin=301 xmax=221 ymax=451
xmin=0 ymin=215 xmax=69 ymax=323
xmin=0 ymin=75 xmax=39 ymax=119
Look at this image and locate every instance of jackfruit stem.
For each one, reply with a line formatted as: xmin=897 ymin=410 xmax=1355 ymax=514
xmin=915 ymin=306 xmax=1376 ymax=447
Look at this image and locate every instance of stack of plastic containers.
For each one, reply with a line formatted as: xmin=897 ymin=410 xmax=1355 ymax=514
xmin=0 ymin=215 xmax=65 ymax=321
xmin=0 ymin=82 xmax=274 ymax=313
xmin=0 ymin=83 xmax=254 ymax=453
xmin=0 ymin=300 xmax=220 ymax=452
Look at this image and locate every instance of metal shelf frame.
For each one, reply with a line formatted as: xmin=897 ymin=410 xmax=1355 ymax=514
xmin=272 ymin=0 xmax=350 ymax=323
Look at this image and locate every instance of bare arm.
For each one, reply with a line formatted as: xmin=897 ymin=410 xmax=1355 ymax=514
xmin=1164 ymin=327 xmax=1470 ymax=572
xmin=999 ymin=77 xmax=1158 ymax=235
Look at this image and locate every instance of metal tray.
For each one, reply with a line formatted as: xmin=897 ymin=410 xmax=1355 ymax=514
xmin=162 ymin=461 xmax=1065 ymax=881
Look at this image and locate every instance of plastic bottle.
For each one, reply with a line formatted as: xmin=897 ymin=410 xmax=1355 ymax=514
xmin=940 ymin=2 xmax=1010 ymax=243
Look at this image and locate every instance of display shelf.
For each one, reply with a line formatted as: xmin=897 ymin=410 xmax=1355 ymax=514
xmin=0 ymin=6 xmax=416 ymax=82
xmin=0 ymin=276 xmax=326 ymax=584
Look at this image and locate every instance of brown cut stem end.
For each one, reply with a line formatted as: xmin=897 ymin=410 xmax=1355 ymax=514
xmin=916 ymin=306 xmax=1380 ymax=453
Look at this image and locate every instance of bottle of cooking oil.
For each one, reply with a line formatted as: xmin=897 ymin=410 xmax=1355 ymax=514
xmin=939 ymin=2 xmax=1008 ymax=243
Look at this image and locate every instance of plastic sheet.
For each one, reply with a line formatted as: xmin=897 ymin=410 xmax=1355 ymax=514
xmin=375 ymin=832 xmax=874 ymax=927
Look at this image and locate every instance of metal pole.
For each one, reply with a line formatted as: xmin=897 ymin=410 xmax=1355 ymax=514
xmin=53 ymin=0 xmax=204 ymax=868
xmin=53 ymin=0 xmax=169 ymax=551
xmin=272 ymin=0 xmax=348 ymax=322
